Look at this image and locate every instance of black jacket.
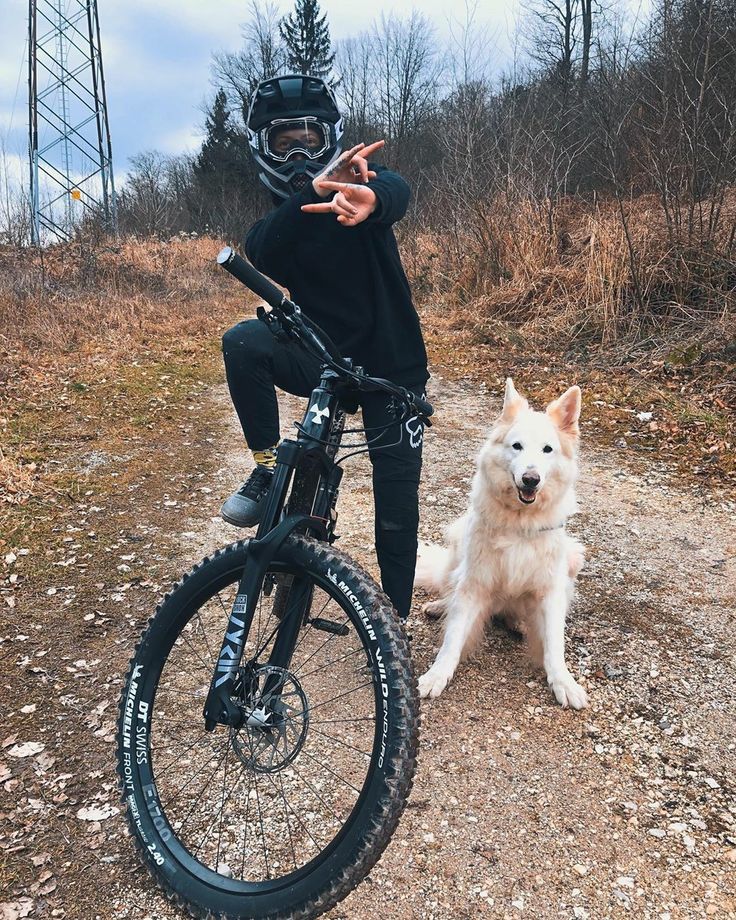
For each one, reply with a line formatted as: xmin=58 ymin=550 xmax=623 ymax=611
xmin=245 ymin=165 xmax=429 ymax=387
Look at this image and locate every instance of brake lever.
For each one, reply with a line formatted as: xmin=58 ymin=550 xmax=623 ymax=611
xmin=257 ymin=304 xmax=297 ymax=344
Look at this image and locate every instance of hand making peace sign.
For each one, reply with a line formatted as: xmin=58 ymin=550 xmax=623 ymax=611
xmin=310 ymin=140 xmax=385 ymax=196
xmin=303 ymin=139 xmax=386 ymax=226
xmin=301 ymin=181 xmax=379 ymax=226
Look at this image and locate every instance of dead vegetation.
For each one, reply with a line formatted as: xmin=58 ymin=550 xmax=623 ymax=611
xmin=1 ymin=206 xmax=735 ymax=515
xmin=402 ymin=196 xmax=735 ymax=489
xmin=0 ymin=235 xmax=242 ymax=509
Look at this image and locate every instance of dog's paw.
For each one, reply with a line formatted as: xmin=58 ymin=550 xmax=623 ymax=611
xmin=549 ymin=673 xmax=589 ymax=709
xmin=422 ymin=599 xmax=445 ymax=620
xmin=418 ymin=665 xmax=452 ymax=699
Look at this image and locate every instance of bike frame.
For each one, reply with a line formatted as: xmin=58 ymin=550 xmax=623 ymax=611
xmin=203 ymin=365 xmax=348 ymax=730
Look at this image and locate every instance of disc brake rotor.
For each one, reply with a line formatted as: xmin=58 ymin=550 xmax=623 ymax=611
xmin=232 ymin=664 xmax=309 ymax=774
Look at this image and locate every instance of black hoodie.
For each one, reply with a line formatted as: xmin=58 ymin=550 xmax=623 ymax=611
xmin=244 ymin=164 xmax=429 ymax=387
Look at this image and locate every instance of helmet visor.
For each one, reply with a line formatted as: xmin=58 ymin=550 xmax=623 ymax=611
xmin=263 ymin=118 xmax=330 ymax=161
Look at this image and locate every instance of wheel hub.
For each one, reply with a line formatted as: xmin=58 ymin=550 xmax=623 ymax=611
xmin=232 ymin=664 xmax=309 ymax=774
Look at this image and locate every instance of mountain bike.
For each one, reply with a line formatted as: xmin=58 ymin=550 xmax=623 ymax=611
xmin=116 ymin=247 xmax=433 ymax=920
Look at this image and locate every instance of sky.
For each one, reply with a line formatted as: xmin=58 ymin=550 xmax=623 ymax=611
xmin=1 ymin=0 xmax=650 ymax=193
xmin=0 ymin=0 xmax=521 ymax=191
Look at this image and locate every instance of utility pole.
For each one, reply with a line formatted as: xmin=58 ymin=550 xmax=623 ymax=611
xmin=28 ymin=0 xmax=116 ymax=244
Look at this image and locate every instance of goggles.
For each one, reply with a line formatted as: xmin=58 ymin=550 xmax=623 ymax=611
xmin=262 ymin=117 xmax=331 ymax=161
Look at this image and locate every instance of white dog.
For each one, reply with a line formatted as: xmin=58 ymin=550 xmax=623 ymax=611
xmin=416 ymin=378 xmax=588 ymax=709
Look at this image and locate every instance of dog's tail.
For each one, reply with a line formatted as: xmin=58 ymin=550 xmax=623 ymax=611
xmin=414 ymin=542 xmax=452 ymax=593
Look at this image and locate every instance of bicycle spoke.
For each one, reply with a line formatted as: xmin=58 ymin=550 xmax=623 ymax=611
xmin=303 ymin=680 xmax=374 ymax=717
xmin=155 ymin=733 xmax=223 ymax=775
xmin=308 ymin=725 xmax=372 ymax=759
xmin=276 ymin=770 xmax=298 ymax=871
xmin=292 ymin=627 xmax=342 ymax=677
xmin=297 ymin=745 xmax=363 ymax=795
xmin=297 ymin=644 xmax=364 ymax=681
xmin=195 ymin=609 xmax=216 ymax=665
xmin=277 ymin=749 xmax=347 ymax=826
xmin=215 ymin=732 xmax=232 ymax=868
xmin=171 ymin=744 xmax=233 ymax=836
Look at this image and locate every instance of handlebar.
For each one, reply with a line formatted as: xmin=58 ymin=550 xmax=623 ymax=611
xmin=216 ymin=247 xmax=434 ymax=421
xmin=217 ymin=247 xmax=285 ymax=309
xmin=411 ymin=394 xmax=434 ymax=418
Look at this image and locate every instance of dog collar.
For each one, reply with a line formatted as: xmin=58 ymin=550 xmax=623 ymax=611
xmin=536 ymin=522 xmax=566 ymax=534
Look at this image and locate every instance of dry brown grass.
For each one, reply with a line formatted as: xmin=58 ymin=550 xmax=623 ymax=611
xmin=0 ymin=234 xmax=235 ymax=359
xmin=1 ymin=205 xmax=734 ymax=505
xmin=0 ymin=234 xmax=243 ymax=507
xmin=404 ymin=194 xmax=736 ymax=350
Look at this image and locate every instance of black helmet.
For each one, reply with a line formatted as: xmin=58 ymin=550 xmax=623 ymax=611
xmin=247 ymin=74 xmax=343 ymax=199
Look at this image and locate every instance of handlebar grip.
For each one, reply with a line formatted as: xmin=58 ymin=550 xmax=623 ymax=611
xmin=412 ymin=395 xmax=434 ymax=418
xmin=217 ymin=247 xmax=285 ymax=309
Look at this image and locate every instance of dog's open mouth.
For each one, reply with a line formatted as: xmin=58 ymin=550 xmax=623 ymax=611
xmin=517 ymin=486 xmax=538 ymax=505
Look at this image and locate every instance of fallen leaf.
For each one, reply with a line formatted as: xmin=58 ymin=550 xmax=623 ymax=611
xmin=76 ymin=803 xmax=119 ymax=822
xmin=0 ymin=899 xmax=34 ymax=920
xmin=7 ymin=742 xmax=44 ymax=759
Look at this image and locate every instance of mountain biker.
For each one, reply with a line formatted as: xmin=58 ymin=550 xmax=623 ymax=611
xmin=220 ymin=74 xmax=429 ymax=620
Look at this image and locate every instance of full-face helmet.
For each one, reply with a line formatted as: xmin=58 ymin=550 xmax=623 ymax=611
xmin=247 ymin=74 xmax=343 ymax=199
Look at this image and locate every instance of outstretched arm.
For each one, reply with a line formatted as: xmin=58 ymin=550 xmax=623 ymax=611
xmin=245 ymin=141 xmax=386 ymax=277
xmin=301 ymin=164 xmax=410 ymax=227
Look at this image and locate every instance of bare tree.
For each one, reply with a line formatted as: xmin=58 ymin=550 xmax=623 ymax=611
xmin=528 ymin=0 xmax=582 ymax=86
xmin=335 ymin=33 xmax=377 ymax=141
xmin=446 ymin=0 xmax=496 ymax=88
xmin=373 ymin=11 xmax=443 ymax=159
xmin=0 ymin=140 xmax=31 ymax=246
xmin=212 ymin=0 xmax=287 ymax=117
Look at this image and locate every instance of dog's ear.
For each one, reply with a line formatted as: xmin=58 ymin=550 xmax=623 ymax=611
xmin=547 ymin=385 xmax=582 ymax=437
xmin=501 ymin=377 xmax=528 ymax=422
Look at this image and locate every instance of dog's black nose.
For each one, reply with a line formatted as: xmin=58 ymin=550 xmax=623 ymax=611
xmin=522 ymin=472 xmax=540 ymax=489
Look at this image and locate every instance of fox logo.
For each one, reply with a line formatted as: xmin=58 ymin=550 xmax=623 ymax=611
xmin=405 ymin=414 xmax=424 ymax=448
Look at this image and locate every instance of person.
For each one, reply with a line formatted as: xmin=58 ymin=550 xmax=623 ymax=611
xmin=220 ymin=74 xmax=429 ymax=620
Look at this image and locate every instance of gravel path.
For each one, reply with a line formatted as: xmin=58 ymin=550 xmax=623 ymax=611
xmin=189 ymin=372 xmax=736 ymax=920
xmin=3 ymin=369 xmax=734 ymax=920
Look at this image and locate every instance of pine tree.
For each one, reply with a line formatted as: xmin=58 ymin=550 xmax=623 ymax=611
xmin=194 ymin=89 xmax=245 ymax=180
xmin=279 ymin=0 xmax=336 ymax=81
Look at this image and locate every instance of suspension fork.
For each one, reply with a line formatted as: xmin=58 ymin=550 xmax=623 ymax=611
xmin=203 ymin=374 xmax=345 ymax=730
xmin=202 ymin=440 xmax=320 ymax=730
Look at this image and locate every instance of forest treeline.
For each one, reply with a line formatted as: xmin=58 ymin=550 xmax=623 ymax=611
xmin=6 ymin=0 xmax=735 ymax=344
xmin=111 ymin=0 xmax=736 ymax=341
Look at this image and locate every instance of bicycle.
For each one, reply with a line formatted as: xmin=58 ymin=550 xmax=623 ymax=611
xmin=116 ymin=246 xmax=434 ymax=919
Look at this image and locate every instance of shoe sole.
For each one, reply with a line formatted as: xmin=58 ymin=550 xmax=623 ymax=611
xmin=220 ymin=510 xmax=261 ymax=528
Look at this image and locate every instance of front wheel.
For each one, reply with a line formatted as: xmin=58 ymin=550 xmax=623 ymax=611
xmin=116 ymin=536 xmax=418 ymax=920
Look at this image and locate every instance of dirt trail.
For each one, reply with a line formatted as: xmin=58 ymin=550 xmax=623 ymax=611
xmin=2 ymin=369 xmax=735 ymax=920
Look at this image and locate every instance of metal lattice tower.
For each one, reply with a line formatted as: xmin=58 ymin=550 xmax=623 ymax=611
xmin=28 ymin=0 xmax=116 ymax=243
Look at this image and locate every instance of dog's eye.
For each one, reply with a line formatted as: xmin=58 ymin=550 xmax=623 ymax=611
xmin=512 ymin=442 xmax=523 ymax=451
xmin=543 ymin=445 xmax=553 ymax=453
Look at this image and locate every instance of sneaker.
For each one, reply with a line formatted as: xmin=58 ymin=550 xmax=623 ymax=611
xmin=221 ymin=466 xmax=274 ymax=528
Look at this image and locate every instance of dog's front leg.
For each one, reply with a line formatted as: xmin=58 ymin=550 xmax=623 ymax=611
xmin=538 ymin=588 xmax=588 ymax=710
xmin=418 ymin=588 xmax=486 ymax=699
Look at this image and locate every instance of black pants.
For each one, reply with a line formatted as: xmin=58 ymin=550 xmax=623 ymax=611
xmin=222 ymin=319 xmax=424 ymax=618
